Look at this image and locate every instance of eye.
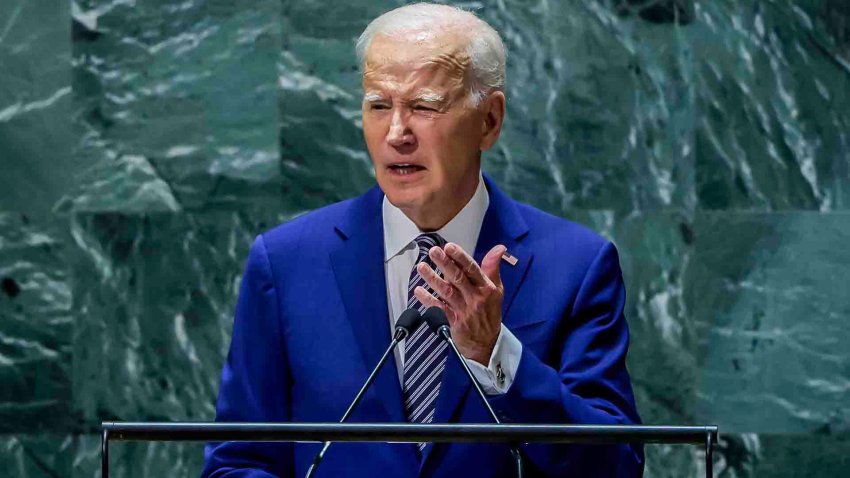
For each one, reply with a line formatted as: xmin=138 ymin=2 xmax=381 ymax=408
xmin=369 ymin=103 xmax=390 ymax=111
xmin=414 ymin=105 xmax=437 ymax=112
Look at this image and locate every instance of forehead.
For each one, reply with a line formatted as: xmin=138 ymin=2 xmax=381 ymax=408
xmin=362 ymin=32 xmax=471 ymax=92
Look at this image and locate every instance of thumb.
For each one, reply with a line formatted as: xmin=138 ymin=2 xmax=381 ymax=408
xmin=480 ymin=244 xmax=506 ymax=288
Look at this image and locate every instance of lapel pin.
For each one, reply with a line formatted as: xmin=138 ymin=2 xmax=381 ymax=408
xmin=501 ymin=250 xmax=518 ymax=266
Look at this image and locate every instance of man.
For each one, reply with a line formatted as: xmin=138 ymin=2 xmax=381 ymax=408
xmin=202 ymin=3 xmax=643 ymax=477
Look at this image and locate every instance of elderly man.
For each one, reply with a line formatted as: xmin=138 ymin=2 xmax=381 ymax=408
xmin=202 ymin=3 xmax=643 ymax=477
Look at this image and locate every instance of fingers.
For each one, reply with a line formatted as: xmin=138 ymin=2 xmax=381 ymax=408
xmin=413 ymin=285 xmax=443 ymax=310
xmin=442 ymin=243 xmax=489 ymax=286
xmin=416 ymin=261 xmax=466 ymax=311
xmin=413 ymin=285 xmax=455 ymax=325
xmin=480 ymin=244 xmax=506 ymax=289
xmin=427 ymin=246 xmax=476 ymax=296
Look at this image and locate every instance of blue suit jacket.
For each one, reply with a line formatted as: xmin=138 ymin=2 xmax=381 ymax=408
xmin=202 ymin=176 xmax=644 ymax=477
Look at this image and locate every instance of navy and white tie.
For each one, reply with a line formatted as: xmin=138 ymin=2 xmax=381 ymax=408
xmin=402 ymin=233 xmax=448 ymax=451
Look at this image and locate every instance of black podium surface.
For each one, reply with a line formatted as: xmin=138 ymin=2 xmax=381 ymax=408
xmin=101 ymin=422 xmax=719 ymax=477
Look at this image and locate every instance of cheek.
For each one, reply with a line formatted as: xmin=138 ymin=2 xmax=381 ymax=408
xmin=362 ymin=119 xmax=385 ymax=151
xmin=427 ymin=123 xmax=473 ymax=164
xmin=418 ymin=117 xmax=456 ymax=147
xmin=362 ymin=115 xmax=377 ymax=137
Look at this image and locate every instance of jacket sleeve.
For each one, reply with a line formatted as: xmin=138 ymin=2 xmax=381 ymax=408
xmin=488 ymin=241 xmax=645 ymax=477
xmin=201 ymin=235 xmax=292 ymax=478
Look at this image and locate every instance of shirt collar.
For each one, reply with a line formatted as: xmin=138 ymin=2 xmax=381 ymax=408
xmin=382 ymin=172 xmax=490 ymax=262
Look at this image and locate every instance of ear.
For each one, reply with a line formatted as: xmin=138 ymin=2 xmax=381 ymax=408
xmin=479 ymin=90 xmax=506 ymax=152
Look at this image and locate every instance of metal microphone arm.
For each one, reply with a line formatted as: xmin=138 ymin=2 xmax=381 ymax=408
xmin=437 ymin=326 xmax=524 ymax=478
xmin=304 ymin=328 xmax=406 ymax=478
xmin=437 ymin=327 xmax=501 ymax=421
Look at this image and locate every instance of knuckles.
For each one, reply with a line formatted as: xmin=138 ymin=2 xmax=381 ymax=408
xmin=481 ymin=284 xmax=500 ymax=300
xmin=469 ymin=297 xmax=486 ymax=312
xmin=452 ymin=270 xmax=465 ymax=283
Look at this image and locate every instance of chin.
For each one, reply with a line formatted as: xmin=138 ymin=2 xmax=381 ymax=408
xmin=383 ymin=188 xmax=422 ymax=211
xmin=376 ymin=170 xmax=441 ymax=211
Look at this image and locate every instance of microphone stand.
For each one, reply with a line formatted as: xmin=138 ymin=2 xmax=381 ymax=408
xmin=304 ymin=310 xmax=421 ymax=478
xmin=425 ymin=308 xmax=524 ymax=478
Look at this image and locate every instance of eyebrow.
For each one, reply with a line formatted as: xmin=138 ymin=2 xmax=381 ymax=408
xmin=413 ymin=91 xmax=445 ymax=103
xmin=362 ymin=91 xmax=446 ymax=104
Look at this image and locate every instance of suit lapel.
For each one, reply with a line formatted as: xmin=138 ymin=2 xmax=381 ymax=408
xmin=329 ymin=186 xmax=420 ymax=469
xmin=419 ymin=175 xmax=533 ymax=473
xmin=329 ymin=187 xmax=405 ymax=422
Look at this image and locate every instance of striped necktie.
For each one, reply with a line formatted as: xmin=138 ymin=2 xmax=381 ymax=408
xmin=402 ymin=233 xmax=448 ymax=451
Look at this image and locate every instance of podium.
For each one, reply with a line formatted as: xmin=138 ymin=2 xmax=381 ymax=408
xmin=101 ymin=422 xmax=718 ymax=477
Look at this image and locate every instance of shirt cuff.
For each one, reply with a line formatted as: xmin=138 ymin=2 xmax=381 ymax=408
xmin=462 ymin=324 xmax=522 ymax=395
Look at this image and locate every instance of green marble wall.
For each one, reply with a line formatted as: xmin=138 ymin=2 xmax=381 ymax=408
xmin=1 ymin=0 xmax=848 ymax=476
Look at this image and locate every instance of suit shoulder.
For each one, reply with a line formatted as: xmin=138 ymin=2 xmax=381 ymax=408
xmin=515 ymin=202 xmax=611 ymax=256
xmin=259 ymin=196 xmax=356 ymax=251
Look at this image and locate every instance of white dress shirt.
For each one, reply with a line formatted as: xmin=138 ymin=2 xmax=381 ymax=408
xmin=382 ymin=173 xmax=522 ymax=395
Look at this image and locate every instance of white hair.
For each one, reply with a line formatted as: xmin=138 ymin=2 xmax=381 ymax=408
xmin=355 ymin=2 xmax=506 ymax=106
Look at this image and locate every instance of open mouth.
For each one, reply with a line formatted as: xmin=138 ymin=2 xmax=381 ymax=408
xmin=387 ymin=164 xmax=426 ymax=175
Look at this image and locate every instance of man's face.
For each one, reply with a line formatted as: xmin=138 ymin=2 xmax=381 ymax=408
xmin=361 ymin=32 xmax=488 ymax=223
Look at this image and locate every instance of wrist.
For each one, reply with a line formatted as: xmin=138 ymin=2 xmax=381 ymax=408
xmin=463 ymin=336 xmax=498 ymax=366
xmin=466 ymin=350 xmax=490 ymax=366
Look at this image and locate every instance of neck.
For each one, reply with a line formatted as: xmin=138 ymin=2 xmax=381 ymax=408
xmin=403 ymin=174 xmax=479 ymax=231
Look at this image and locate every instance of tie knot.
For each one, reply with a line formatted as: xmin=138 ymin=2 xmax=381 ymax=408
xmin=414 ymin=233 xmax=446 ymax=258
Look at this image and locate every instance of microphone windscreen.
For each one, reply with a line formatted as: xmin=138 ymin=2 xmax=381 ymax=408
xmin=396 ymin=308 xmax=422 ymax=333
xmin=423 ymin=307 xmax=449 ymax=332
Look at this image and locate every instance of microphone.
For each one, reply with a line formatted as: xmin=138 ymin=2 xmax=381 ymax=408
xmin=304 ymin=308 xmax=423 ymax=478
xmin=422 ymin=307 xmax=524 ymax=478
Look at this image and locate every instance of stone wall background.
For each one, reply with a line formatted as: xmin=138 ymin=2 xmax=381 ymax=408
xmin=1 ymin=0 xmax=849 ymax=476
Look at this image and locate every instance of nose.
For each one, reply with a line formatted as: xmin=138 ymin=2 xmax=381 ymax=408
xmin=387 ymin=108 xmax=415 ymax=147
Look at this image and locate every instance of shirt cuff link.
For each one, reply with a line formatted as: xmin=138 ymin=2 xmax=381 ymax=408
xmin=496 ymin=362 xmax=506 ymax=388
